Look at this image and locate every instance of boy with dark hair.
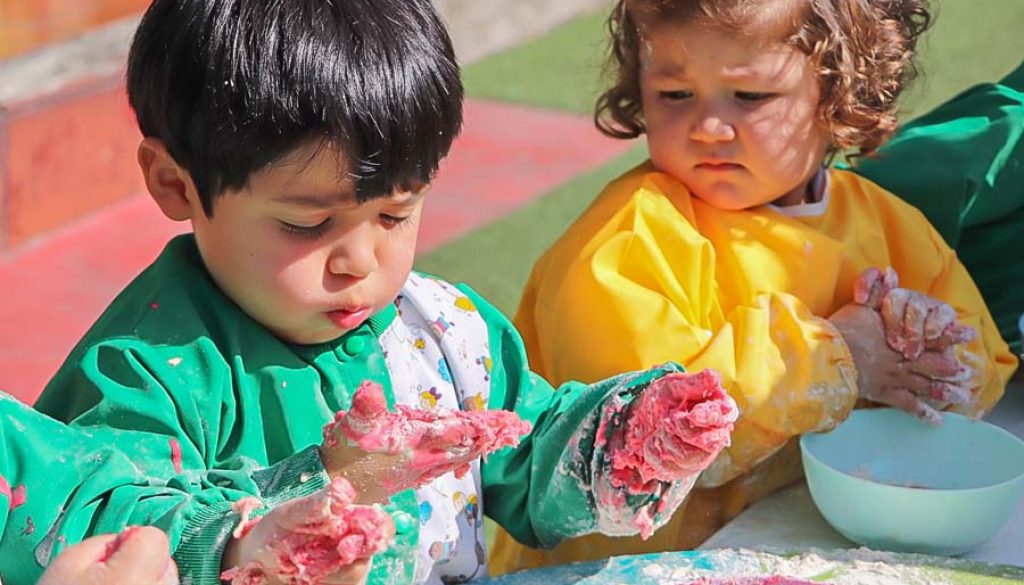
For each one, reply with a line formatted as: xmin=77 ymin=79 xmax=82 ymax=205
xmin=21 ymin=1 xmax=737 ymax=584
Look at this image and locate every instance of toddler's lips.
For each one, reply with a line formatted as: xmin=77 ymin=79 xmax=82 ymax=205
xmin=696 ymin=162 xmax=743 ymax=171
xmin=326 ymin=307 xmax=372 ymax=330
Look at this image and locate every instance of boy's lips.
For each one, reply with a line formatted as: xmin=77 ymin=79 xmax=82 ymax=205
xmin=325 ymin=307 xmax=372 ymax=330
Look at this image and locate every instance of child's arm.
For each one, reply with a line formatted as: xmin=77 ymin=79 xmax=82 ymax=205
xmin=516 ymin=207 xmax=861 ymax=490
xmin=455 ymin=286 xmax=729 ymax=548
xmin=29 ymin=344 xmax=335 ymax=585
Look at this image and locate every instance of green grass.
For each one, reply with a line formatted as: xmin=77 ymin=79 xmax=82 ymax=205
xmin=419 ymin=0 xmax=1024 ymax=314
xmin=417 ymin=144 xmax=648 ymax=315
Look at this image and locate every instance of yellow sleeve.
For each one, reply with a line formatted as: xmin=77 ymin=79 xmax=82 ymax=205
xmin=516 ymin=176 xmax=859 ymax=488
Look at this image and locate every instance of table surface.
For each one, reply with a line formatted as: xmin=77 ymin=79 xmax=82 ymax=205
xmin=700 ymin=382 xmax=1024 ymax=567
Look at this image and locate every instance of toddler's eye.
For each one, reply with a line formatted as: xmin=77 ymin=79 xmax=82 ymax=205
xmin=278 ymin=219 xmax=331 ymax=239
xmin=658 ymin=90 xmax=693 ymax=101
xmin=735 ymin=91 xmax=776 ymax=102
xmin=380 ymin=214 xmax=410 ymax=228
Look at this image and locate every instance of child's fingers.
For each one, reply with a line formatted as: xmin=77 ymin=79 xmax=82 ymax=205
xmin=901 ymin=296 xmax=931 ymax=360
xmin=922 ymin=303 xmax=956 ymax=346
xmin=853 ymin=267 xmax=883 ymax=307
xmin=923 ymin=381 xmax=972 ymax=405
xmin=880 ymin=289 xmax=910 ymax=353
xmin=37 ymin=534 xmax=121 ymax=585
xmin=903 ymin=350 xmax=973 ymax=382
xmin=102 ymin=526 xmax=175 ymax=584
xmin=876 ymin=386 xmax=943 ymax=426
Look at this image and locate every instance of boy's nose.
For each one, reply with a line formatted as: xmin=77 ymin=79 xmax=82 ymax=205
xmin=327 ymin=236 xmax=379 ymax=279
xmin=690 ymin=114 xmax=736 ymax=143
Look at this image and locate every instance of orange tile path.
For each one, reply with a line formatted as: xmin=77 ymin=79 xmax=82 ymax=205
xmin=0 ymin=0 xmax=149 ymax=59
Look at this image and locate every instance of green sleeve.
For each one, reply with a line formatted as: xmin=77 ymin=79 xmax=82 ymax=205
xmin=849 ymin=59 xmax=1024 ymax=245
xmin=456 ymin=285 xmax=688 ymax=548
xmin=31 ymin=341 xmax=330 ymax=585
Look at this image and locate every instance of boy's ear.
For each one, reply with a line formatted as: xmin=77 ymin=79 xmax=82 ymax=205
xmin=137 ymin=138 xmax=199 ymax=221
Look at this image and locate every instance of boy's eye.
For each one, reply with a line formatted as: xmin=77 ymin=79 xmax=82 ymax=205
xmin=735 ymin=91 xmax=776 ymax=102
xmin=278 ymin=219 xmax=331 ymax=239
xmin=380 ymin=214 xmax=410 ymax=228
xmin=658 ymin=90 xmax=694 ymax=101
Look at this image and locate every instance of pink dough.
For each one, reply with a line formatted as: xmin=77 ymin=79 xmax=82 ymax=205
xmin=221 ymin=477 xmax=393 ymax=585
xmin=0 ymin=475 xmax=26 ymax=511
xmin=609 ymin=370 xmax=737 ymax=494
xmin=323 ymin=381 xmax=532 ymax=489
xmin=232 ymin=497 xmax=265 ymax=539
xmin=99 ymin=526 xmax=144 ymax=563
xmin=685 ymin=577 xmax=820 ymax=585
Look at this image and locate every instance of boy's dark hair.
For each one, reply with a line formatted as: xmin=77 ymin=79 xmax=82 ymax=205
xmin=596 ymin=0 xmax=931 ymax=157
xmin=127 ymin=0 xmax=463 ymax=215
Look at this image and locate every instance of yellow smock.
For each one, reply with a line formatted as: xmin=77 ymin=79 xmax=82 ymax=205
xmin=490 ymin=163 xmax=1018 ymax=574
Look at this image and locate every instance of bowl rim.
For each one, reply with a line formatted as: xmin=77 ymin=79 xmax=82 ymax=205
xmin=800 ymin=408 xmax=1024 ymax=493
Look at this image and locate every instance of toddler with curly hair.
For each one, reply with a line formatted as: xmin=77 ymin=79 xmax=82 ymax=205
xmin=491 ymin=0 xmax=1018 ymax=573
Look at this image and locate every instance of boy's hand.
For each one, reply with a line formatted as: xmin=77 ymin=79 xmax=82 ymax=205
xmin=39 ymin=526 xmax=178 ymax=585
xmin=608 ymin=370 xmax=737 ymax=494
xmin=221 ymin=478 xmax=393 ymax=585
xmin=830 ymin=303 xmax=973 ymax=424
xmin=854 ymin=268 xmax=976 ymax=359
xmin=319 ymin=381 xmax=531 ymax=503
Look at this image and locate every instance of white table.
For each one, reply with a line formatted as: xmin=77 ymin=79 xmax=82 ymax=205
xmin=700 ymin=382 xmax=1024 ymax=567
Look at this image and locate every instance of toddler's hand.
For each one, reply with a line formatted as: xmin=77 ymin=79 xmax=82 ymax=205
xmin=39 ymin=526 xmax=178 ymax=585
xmin=830 ymin=303 xmax=972 ymax=424
xmin=221 ymin=477 xmax=394 ymax=585
xmin=608 ymin=369 xmax=737 ymax=494
xmin=320 ymin=381 xmax=531 ymax=503
xmin=853 ymin=268 xmax=976 ymax=359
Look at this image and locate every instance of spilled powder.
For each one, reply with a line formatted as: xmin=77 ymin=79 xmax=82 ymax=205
xmin=683 ymin=577 xmax=819 ymax=585
xmin=323 ymin=381 xmax=532 ymax=490
xmin=608 ymin=370 xmax=737 ymax=494
xmin=221 ymin=477 xmax=393 ymax=585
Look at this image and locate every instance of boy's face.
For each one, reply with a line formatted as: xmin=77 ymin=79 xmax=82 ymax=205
xmin=638 ymin=21 xmax=829 ymax=209
xmin=191 ymin=143 xmax=424 ymax=345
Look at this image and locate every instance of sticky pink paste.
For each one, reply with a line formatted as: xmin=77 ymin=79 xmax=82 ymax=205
xmin=232 ymin=497 xmax=265 ymax=539
xmin=221 ymin=477 xmax=393 ymax=585
xmin=0 ymin=475 xmax=27 ymax=511
xmin=99 ymin=526 xmax=144 ymax=563
xmin=323 ymin=381 xmax=532 ymax=490
xmin=684 ymin=577 xmax=819 ymax=585
xmin=609 ymin=369 xmax=737 ymax=494
xmin=169 ymin=438 xmax=183 ymax=474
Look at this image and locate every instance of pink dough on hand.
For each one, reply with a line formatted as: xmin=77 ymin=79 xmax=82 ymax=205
xmin=221 ymin=477 xmax=393 ymax=585
xmin=609 ymin=370 xmax=737 ymax=494
xmin=323 ymin=381 xmax=532 ymax=489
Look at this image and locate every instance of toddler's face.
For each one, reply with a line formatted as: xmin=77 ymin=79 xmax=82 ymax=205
xmin=639 ymin=21 xmax=829 ymax=209
xmin=192 ymin=142 xmax=424 ymax=345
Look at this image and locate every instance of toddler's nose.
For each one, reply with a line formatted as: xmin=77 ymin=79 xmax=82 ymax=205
xmin=690 ymin=114 xmax=736 ymax=143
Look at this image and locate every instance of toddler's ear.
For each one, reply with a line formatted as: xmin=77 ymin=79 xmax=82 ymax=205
xmin=137 ymin=138 xmax=198 ymax=221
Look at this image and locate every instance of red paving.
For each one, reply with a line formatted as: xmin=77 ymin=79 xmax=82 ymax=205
xmin=0 ymin=99 xmax=632 ymax=403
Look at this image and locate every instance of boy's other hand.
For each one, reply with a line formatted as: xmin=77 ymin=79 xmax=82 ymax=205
xmin=830 ymin=303 xmax=973 ymax=425
xmin=221 ymin=478 xmax=393 ymax=585
xmin=39 ymin=526 xmax=178 ymax=585
xmin=853 ymin=267 xmax=977 ymax=359
xmin=609 ymin=370 xmax=738 ymax=494
xmin=319 ymin=381 xmax=530 ymax=504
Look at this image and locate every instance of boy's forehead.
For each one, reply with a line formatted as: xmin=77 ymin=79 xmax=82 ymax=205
xmin=258 ymin=142 xmax=354 ymax=195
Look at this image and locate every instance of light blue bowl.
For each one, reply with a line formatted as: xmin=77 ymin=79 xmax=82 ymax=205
xmin=800 ymin=408 xmax=1024 ymax=556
